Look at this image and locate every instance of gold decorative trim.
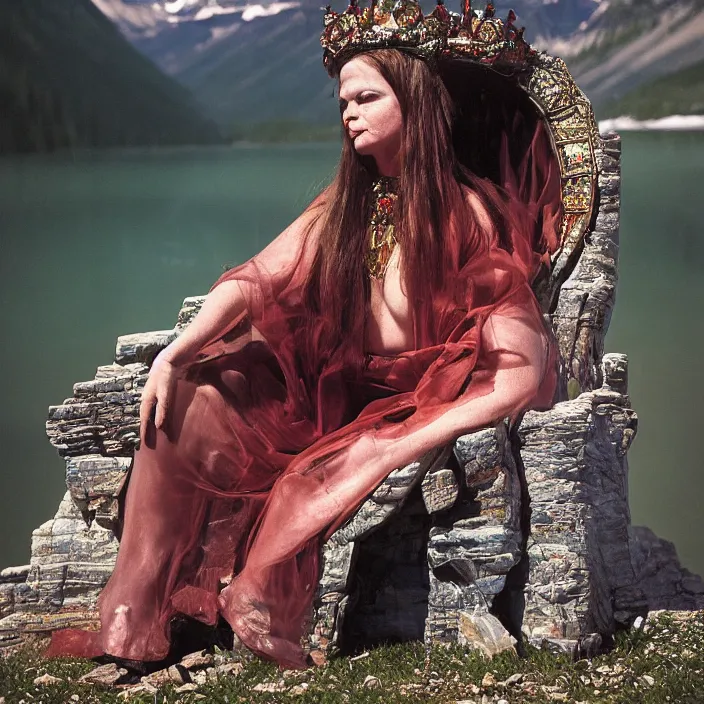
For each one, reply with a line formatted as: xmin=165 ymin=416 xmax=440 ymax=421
xmin=517 ymin=54 xmax=599 ymax=264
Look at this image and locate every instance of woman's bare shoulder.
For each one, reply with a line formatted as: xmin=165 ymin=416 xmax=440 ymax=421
xmin=252 ymin=187 xmax=328 ymax=273
xmin=460 ymin=183 xmax=494 ymax=238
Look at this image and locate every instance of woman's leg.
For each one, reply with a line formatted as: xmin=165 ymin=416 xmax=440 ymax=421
xmin=99 ymin=432 xmax=206 ymax=659
xmin=46 ymin=352 xmax=296 ymax=663
xmin=99 ymin=379 xmax=234 ymax=661
xmin=217 ymin=434 xmax=395 ymax=666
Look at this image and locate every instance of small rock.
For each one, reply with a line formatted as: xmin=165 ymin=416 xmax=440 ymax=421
xmin=363 ymin=675 xmax=381 ymax=689
xmin=542 ymin=685 xmax=562 ymax=693
xmin=460 ymin=611 xmax=517 ymax=659
xmin=175 ymin=683 xmax=199 ymax=693
xmin=422 ymin=467 xmax=460 ymax=513
xmin=308 ymin=649 xmax=327 ymax=667
xmin=481 ymin=672 xmax=496 ymax=688
xmin=79 ymin=663 xmax=131 ymax=686
xmin=289 ymin=685 xmax=308 ymax=695
xmin=180 ymin=650 xmax=215 ymax=670
xmin=70 ymin=696 xmax=80 ymax=703
xmin=505 ymin=673 xmax=523 ymax=685
xmin=142 ymin=664 xmax=187 ymax=686
xmin=117 ymin=684 xmax=157 ymax=699
xmin=498 ymin=699 xmax=509 ymax=704
xmin=548 ymin=693 xmax=568 ymax=702
xmin=33 ymin=673 xmax=62 ymax=686
xmin=253 ymin=681 xmax=287 ymax=693
xmin=641 ymin=674 xmax=655 ymax=687
xmin=192 ymin=671 xmax=207 ymax=685
xmin=633 ymin=616 xmax=644 ymax=629
xmin=216 ymin=662 xmax=244 ymax=677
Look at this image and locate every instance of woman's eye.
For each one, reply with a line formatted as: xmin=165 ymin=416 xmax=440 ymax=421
xmin=358 ymin=92 xmax=376 ymax=103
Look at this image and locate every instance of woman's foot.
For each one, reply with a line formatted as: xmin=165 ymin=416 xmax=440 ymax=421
xmin=218 ymin=579 xmax=307 ymax=670
xmin=218 ymin=579 xmax=271 ymax=635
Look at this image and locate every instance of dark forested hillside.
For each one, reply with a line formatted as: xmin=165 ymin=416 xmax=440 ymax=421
xmin=0 ymin=0 xmax=222 ymax=154
xmin=601 ymin=59 xmax=704 ymax=119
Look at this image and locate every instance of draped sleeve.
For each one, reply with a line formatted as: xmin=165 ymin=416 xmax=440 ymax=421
xmin=188 ymin=193 xmax=325 ymax=367
xmin=236 ymin=244 xmax=558 ymax=545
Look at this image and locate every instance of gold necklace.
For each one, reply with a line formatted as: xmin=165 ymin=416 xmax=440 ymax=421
xmin=365 ymin=176 xmax=399 ymax=279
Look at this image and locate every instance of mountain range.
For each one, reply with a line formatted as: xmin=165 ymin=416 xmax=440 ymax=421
xmin=557 ymin=0 xmax=704 ymax=110
xmin=5 ymin=0 xmax=703 ymax=153
xmin=91 ymin=0 xmax=704 ymax=133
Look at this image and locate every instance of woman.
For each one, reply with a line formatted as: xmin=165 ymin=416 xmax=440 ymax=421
xmin=47 ymin=47 xmax=559 ymax=670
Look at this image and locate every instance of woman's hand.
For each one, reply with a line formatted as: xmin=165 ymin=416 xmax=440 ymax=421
xmin=139 ymin=355 xmax=179 ymax=439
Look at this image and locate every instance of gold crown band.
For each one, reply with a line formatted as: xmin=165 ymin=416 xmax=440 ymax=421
xmin=321 ymin=1 xmax=535 ymax=75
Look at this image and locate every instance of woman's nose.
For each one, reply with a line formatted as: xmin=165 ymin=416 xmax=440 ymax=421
xmin=343 ymin=106 xmax=357 ymax=126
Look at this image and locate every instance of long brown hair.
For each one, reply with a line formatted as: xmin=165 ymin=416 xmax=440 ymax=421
xmin=302 ymin=49 xmax=492 ymax=370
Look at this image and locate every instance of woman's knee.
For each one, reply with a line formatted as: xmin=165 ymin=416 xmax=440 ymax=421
xmin=144 ymin=380 xmax=224 ymax=457
xmin=270 ymin=471 xmax=323 ymax=508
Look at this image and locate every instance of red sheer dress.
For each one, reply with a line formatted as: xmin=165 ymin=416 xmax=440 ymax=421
xmin=46 ymin=121 xmax=562 ymax=670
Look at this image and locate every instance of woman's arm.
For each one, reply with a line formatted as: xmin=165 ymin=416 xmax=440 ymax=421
xmin=380 ymin=304 xmax=548 ymax=470
xmin=154 ymin=279 xmax=249 ymax=368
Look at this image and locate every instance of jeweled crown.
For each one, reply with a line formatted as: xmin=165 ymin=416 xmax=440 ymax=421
xmin=321 ymin=0 xmax=535 ymax=75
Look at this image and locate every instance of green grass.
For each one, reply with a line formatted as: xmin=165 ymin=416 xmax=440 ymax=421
xmin=2 ymin=612 xmax=704 ymax=703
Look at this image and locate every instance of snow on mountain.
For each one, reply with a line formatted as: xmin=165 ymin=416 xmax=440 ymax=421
xmin=94 ymin=0 xmax=599 ymax=45
xmin=90 ymin=0 xmax=704 ymax=129
xmin=92 ymin=0 xmax=304 ymax=73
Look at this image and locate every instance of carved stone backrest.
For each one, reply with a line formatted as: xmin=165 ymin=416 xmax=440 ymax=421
xmin=461 ymin=54 xmax=609 ymax=400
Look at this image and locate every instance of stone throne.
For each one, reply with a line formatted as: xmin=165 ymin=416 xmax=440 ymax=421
xmin=1 ymin=53 xmax=702 ymax=657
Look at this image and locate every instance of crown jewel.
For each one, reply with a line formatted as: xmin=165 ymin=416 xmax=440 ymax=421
xmin=321 ymin=1 xmax=534 ymax=75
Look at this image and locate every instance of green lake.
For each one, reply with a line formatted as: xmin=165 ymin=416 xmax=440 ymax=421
xmin=1 ymin=133 xmax=703 ymax=577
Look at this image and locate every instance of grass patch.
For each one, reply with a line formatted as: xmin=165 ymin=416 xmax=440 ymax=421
xmin=2 ymin=612 xmax=704 ymax=703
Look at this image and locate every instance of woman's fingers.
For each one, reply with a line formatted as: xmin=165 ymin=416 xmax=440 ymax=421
xmin=154 ymin=385 xmax=170 ymax=430
xmin=139 ymin=362 xmax=176 ymax=437
xmin=139 ymin=385 xmax=157 ymax=440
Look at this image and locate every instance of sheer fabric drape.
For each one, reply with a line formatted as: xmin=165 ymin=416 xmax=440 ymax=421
xmin=46 ymin=123 xmax=562 ymax=668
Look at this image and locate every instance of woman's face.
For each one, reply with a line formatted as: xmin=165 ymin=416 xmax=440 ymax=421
xmin=338 ymin=56 xmax=403 ymax=173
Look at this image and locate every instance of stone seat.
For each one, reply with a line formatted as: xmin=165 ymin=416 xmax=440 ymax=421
xmin=2 ymin=57 xmax=704 ymax=657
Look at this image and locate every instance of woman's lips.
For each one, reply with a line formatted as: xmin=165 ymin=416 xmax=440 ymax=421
xmin=349 ymin=129 xmax=365 ymax=140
